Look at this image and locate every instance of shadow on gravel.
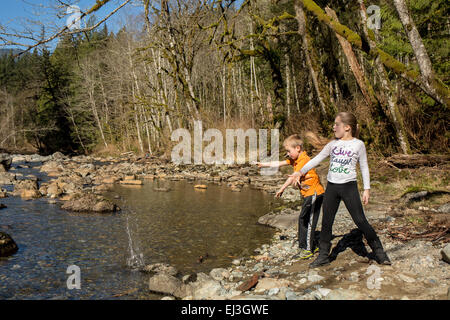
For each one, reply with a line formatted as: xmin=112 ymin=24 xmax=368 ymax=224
xmin=328 ymin=229 xmax=375 ymax=262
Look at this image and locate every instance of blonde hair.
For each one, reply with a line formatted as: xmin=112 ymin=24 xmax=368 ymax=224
xmin=303 ymin=112 xmax=360 ymax=150
xmin=283 ymin=134 xmax=303 ymax=149
xmin=337 ymin=112 xmax=360 ymax=138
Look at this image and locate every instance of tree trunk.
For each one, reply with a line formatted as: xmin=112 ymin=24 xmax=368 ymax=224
xmin=300 ymin=0 xmax=449 ymax=107
xmin=393 ymin=0 xmax=447 ymax=106
xmin=358 ymin=0 xmax=411 ymax=154
xmin=294 ymin=1 xmax=333 ymax=119
xmin=325 ymin=7 xmax=377 ymax=108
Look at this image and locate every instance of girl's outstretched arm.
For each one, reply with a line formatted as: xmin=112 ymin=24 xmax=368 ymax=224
xmin=299 ymin=141 xmax=333 ymax=175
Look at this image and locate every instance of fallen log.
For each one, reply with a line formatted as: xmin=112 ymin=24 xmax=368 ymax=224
xmin=385 ymin=154 xmax=449 ymax=168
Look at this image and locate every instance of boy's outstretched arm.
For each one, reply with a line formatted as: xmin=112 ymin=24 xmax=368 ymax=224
xmin=256 ymin=161 xmax=289 ymax=168
xmin=275 ymin=176 xmax=295 ymax=198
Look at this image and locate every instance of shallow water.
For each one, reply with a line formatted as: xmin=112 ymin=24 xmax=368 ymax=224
xmin=0 ymin=163 xmax=279 ymax=299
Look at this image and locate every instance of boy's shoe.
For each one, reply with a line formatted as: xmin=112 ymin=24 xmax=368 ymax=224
xmin=293 ymin=249 xmax=314 ymax=260
xmin=313 ymin=247 xmax=319 ymax=254
xmin=309 ymin=254 xmax=330 ymax=268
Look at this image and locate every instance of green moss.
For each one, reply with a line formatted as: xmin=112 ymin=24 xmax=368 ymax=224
xmin=87 ymin=0 xmax=110 ymax=15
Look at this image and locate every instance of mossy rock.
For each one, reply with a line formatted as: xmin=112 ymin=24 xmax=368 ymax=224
xmin=0 ymin=232 xmax=18 ymax=257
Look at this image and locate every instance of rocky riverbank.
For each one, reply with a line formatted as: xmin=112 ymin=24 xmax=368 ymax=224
xmin=1 ymin=152 xmax=449 ymax=299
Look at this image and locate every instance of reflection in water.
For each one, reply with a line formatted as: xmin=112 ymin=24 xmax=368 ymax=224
xmin=0 ymin=167 xmax=279 ymax=299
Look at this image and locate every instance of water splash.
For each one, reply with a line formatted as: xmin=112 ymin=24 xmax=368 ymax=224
xmin=123 ymin=199 xmax=145 ymax=270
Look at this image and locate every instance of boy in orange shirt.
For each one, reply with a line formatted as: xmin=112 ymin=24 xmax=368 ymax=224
xmin=257 ymin=134 xmax=325 ymax=259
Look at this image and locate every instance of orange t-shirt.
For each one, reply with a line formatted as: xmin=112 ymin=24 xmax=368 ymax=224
xmin=286 ymin=151 xmax=325 ymax=198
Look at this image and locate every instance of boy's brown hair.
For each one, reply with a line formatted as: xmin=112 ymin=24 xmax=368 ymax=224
xmin=283 ymin=134 xmax=303 ymax=149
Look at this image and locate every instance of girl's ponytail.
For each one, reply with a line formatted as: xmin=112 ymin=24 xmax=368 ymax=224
xmin=304 ymin=131 xmax=330 ymax=150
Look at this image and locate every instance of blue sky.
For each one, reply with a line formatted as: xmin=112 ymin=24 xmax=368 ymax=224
xmin=0 ymin=0 xmax=144 ymax=50
xmin=0 ymin=0 xmax=245 ymax=51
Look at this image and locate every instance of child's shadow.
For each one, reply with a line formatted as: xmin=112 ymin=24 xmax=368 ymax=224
xmin=326 ymin=229 xmax=374 ymax=262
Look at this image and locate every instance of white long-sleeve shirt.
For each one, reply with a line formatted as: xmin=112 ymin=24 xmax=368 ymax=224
xmin=300 ymin=138 xmax=371 ymax=190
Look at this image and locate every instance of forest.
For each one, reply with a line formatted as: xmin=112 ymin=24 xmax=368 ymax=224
xmin=0 ymin=0 xmax=448 ymax=157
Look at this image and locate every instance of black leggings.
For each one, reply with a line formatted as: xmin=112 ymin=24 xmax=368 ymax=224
xmin=320 ymin=181 xmax=382 ymax=251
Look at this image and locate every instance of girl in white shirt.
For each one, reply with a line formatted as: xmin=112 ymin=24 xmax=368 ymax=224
xmin=292 ymin=112 xmax=391 ymax=268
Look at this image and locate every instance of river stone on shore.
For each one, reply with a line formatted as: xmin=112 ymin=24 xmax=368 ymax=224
xmin=148 ymin=273 xmax=185 ymax=298
xmin=0 ymin=232 xmax=18 ymax=257
xmin=0 ymin=154 xmax=12 ymax=172
xmin=441 ymin=244 xmax=450 ymax=264
xmin=60 ymin=193 xmax=120 ymax=213
xmin=142 ymin=263 xmax=178 ymax=276
xmin=0 ymin=173 xmax=15 ymax=185
xmin=258 ymin=209 xmax=298 ymax=230
xmin=13 ymin=179 xmax=41 ymax=198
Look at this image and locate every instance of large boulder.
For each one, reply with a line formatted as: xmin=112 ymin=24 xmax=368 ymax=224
xmin=61 ymin=193 xmax=120 ymax=213
xmin=148 ymin=273 xmax=191 ymax=298
xmin=13 ymin=179 xmax=41 ymax=199
xmin=258 ymin=210 xmax=298 ymax=230
xmin=0 ymin=172 xmax=15 ymax=185
xmin=0 ymin=154 xmax=12 ymax=172
xmin=0 ymin=232 xmax=18 ymax=257
xmin=441 ymin=244 xmax=450 ymax=264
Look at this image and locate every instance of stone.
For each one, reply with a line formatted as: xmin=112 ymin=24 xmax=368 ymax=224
xmin=209 ymin=268 xmax=229 ymax=281
xmin=13 ymin=179 xmax=38 ymax=192
xmin=102 ymin=177 xmax=120 ymax=184
xmin=0 ymin=173 xmax=15 ymax=185
xmin=20 ymin=189 xmax=41 ymax=199
xmin=401 ymin=191 xmax=428 ymax=203
xmin=441 ymin=244 xmax=450 ymax=264
xmin=0 ymin=203 xmax=6 ymax=209
xmin=51 ymin=152 xmax=66 ymax=160
xmin=285 ymin=289 xmax=301 ymax=300
xmin=348 ymin=272 xmax=359 ymax=282
xmin=47 ymin=184 xmax=63 ymax=198
xmin=61 ymin=193 xmax=119 ymax=213
xmin=161 ymin=296 xmax=175 ymax=300
xmin=437 ymin=203 xmax=450 ymax=214
xmin=254 ymin=278 xmax=290 ymax=293
xmin=232 ymin=259 xmax=241 ymax=265
xmin=258 ymin=211 xmax=298 ymax=230
xmin=142 ymin=263 xmax=178 ymax=277
xmin=0 ymin=154 xmax=12 ymax=172
xmin=325 ymin=289 xmax=364 ymax=300
xmin=192 ymin=279 xmax=225 ymax=300
xmin=148 ymin=273 xmax=183 ymax=297
xmin=307 ymin=271 xmax=325 ymax=283
xmin=194 ymin=184 xmax=207 ymax=189
xmin=119 ymin=179 xmax=143 ymax=185
xmin=0 ymin=232 xmax=18 ymax=257
xmin=398 ymin=274 xmax=416 ymax=283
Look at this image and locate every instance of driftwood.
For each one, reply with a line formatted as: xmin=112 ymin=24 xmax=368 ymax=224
xmin=385 ymin=154 xmax=450 ymax=168
xmin=387 ymin=226 xmax=449 ymax=243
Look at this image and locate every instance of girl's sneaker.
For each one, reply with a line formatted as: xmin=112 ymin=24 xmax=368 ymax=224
xmin=293 ymin=249 xmax=314 ymax=260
